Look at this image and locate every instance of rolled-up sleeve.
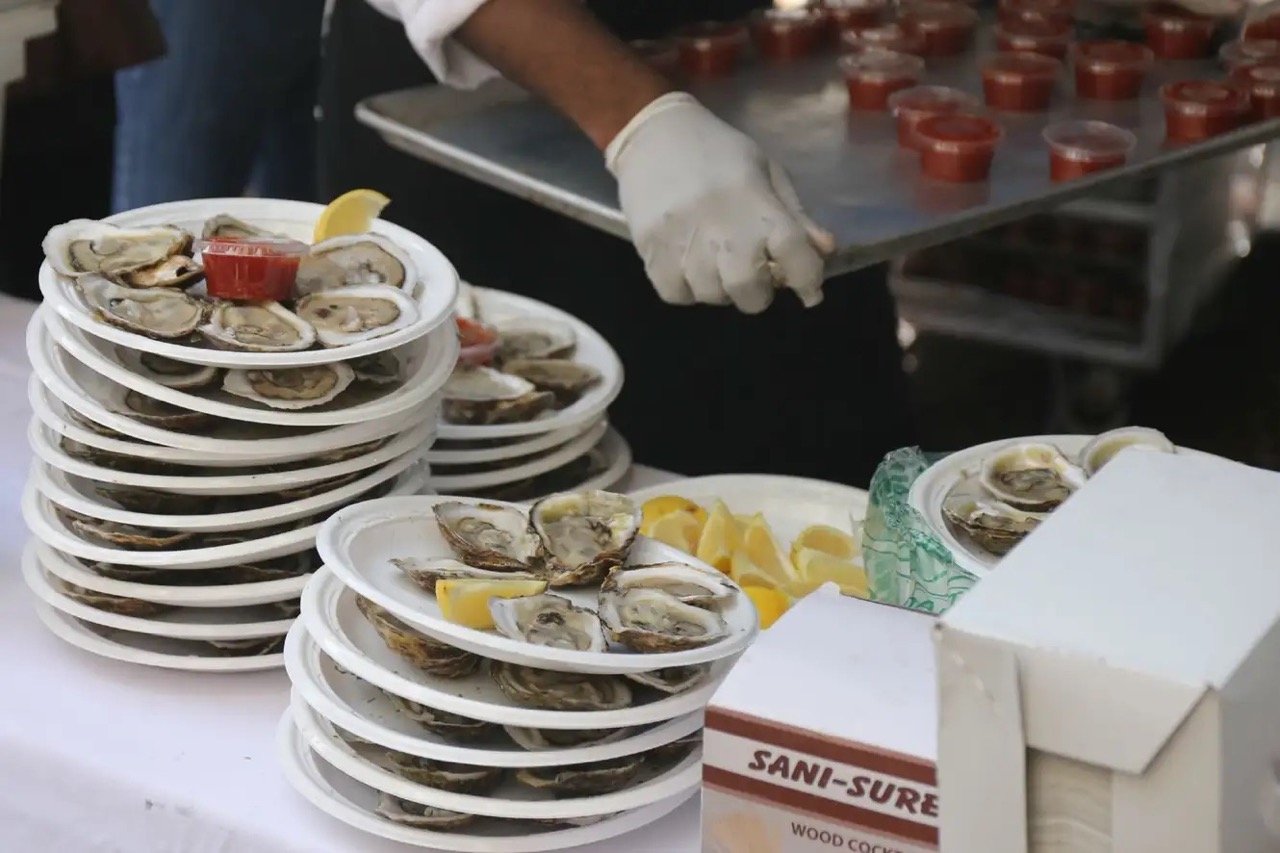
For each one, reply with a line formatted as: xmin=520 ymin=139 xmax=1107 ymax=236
xmin=362 ymin=0 xmax=500 ymax=88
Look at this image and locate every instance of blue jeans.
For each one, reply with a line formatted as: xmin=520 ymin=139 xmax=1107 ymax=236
xmin=112 ymin=0 xmax=326 ymax=212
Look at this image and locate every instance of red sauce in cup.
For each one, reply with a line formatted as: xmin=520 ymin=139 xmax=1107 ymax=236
xmin=749 ymin=8 xmax=826 ymax=61
xmin=456 ymin=317 xmax=500 ymax=367
xmin=630 ymin=39 xmax=680 ymax=76
xmin=983 ymin=53 xmax=1061 ymax=111
xmin=998 ymin=0 xmax=1074 ymax=27
xmin=676 ymin=21 xmax=747 ymax=76
xmin=1160 ymin=80 xmax=1251 ymax=141
xmin=823 ymin=0 xmax=890 ymax=35
xmin=1243 ymin=13 xmax=1280 ymax=41
xmin=889 ymin=85 xmax=980 ymax=149
xmin=1233 ymin=60 xmax=1280 ymax=119
xmin=199 ymin=237 xmax=306 ymax=302
xmin=1043 ymin=120 xmax=1136 ymax=180
xmin=1074 ymin=40 xmax=1154 ymax=100
xmin=915 ymin=112 xmax=1002 ymax=181
xmin=1219 ymin=39 xmax=1280 ymax=71
xmin=840 ymin=22 xmax=927 ymax=55
xmin=995 ymin=16 xmax=1072 ymax=58
xmin=840 ymin=50 xmax=926 ymax=110
xmin=902 ymin=1 xmax=979 ymax=56
xmin=1143 ymin=4 xmax=1215 ymax=60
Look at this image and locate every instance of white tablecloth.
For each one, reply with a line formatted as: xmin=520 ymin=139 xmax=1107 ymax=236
xmin=0 ymin=294 xmax=698 ymax=853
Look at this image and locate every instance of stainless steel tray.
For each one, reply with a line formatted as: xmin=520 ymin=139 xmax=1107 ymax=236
xmin=357 ymin=24 xmax=1280 ymax=278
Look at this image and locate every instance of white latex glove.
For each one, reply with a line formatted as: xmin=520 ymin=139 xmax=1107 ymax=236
xmin=605 ymin=92 xmax=835 ymax=314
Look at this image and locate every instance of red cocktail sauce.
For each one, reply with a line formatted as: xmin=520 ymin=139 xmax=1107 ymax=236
xmin=1143 ymin=4 xmax=1215 ymax=60
xmin=1160 ymin=80 xmax=1251 ymax=141
xmin=676 ymin=21 xmax=747 ymax=76
xmin=889 ymin=85 xmax=980 ymax=149
xmin=915 ymin=112 xmax=1002 ymax=181
xmin=200 ymin=237 xmax=306 ymax=302
xmin=982 ymin=53 xmax=1061 ymax=111
xmin=1043 ymin=120 xmax=1136 ymax=181
xmin=1074 ymin=41 xmax=1153 ymax=100
xmin=840 ymin=50 xmax=926 ymax=110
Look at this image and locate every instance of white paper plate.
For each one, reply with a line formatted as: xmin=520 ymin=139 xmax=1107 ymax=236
xmin=39 ymin=197 xmax=459 ymax=368
xmin=277 ymin=712 xmax=696 ymax=852
xmin=29 ymin=313 xmax=436 ymax=457
xmin=29 ymin=416 xmax=433 ymax=495
xmin=23 ymin=544 xmax=295 ymax=640
xmin=287 ymin=626 xmax=703 ymax=767
xmin=425 ymin=418 xmax=603 ymax=465
xmin=316 ymin=495 xmax=756 ymax=674
xmin=298 ymin=575 xmax=734 ymax=728
xmin=31 ymin=447 xmax=421 ymax=532
xmin=430 ymin=419 xmax=608 ymax=492
xmin=291 ymin=692 xmax=700 ymax=821
xmin=437 ymin=288 xmax=622 ymax=440
xmin=33 ymin=599 xmax=284 ymax=672
xmin=22 ymin=465 xmax=429 ymax=569
xmin=46 ymin=307 xmax=458 ymax=428
xmin=549 ymin=428 xmax=632 ymax=496
xmin=34 ymin=540 xmax=309 ymax=608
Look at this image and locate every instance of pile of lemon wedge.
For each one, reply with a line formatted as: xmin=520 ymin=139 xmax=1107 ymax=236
xmin=640 ymin=495 xmax=867 ymax=629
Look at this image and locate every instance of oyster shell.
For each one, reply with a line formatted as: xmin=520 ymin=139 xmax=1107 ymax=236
xmin=624 ymin=664 xmax=712 ymax=694
xmin=598 ymin=588 xmax=729 ymax=653
xmin=502 ymin=725 xmax=633 ymax=751
xmin=442 ymin=366 xmax=555 ymax=426
xmin=93 ymin=484 xmax=210 ymax=514
xmin=392 ymin=556 xmax=544 ymax=594
xmin=490 ymin=593 xmax=607 ymax=652
xmin=383 ymin=752 xmax=505 ymax=794
xmin=64 ymin=407 xmax=125 ymax=438
xmin=942 ymin=489 xmax=1042 ymax=556
xmin=530 ymin=490 xmax=640 ymax=587
xmin=489 ymin=660 xmax=632 ymax=711
xmin=222 ymin=363 xmax=355 ymax=410
xmin=310 ymin=234 xmax=417 ymax=292
xmin=648 ymin=732 xmax=702 ymax=767
xmin=58 ymin=581 xmax=171 ymax=617
xmin=115 ymin=253 xmax=202 ymax=288
xmin=44 ymin=219 xmax=191 ymax=278
xmin=495 ymin=316 xmax=576 ymax=361
xmin=979 ymin=443 xmax=1085 ymax=512
xmin=356 ymin=596 xmax=480 ymax=678
xmin=90 ymin=552 xmax=314 ymax=585
xmin=501 ymin=358 xmax=601 ymax=407
xmin=374 ymin=793 xmax=476 ymax=830
xmin=205 ymin=636 xmax=286 ymax=656
xmin=79 ymin=275 xmax=206 ymax=339
xmin=295 ymin=283 xmax=419 ymax=347
xmin=63 ymin=513 xmax=198 ymax=550
xmin=433 ymin=502 xmax=543 ymax=571
xmin=514 ymin=754 xmax=645 ymax=796
xmin=601 ymin=563 xmax=735 ymax=609
xmin=201 ymin=214 xmax=272 ymax=240
xmin=107 ymin=388 xmax=211 ymax=431
xmin=1079 ymin=427 xmax=1176 ymax=477
xmin=200 ymin=301 xmax=316 ymax=352
xmin=382 ymin=691 xmax=500 ymax=742
xmin=115 ymin=348 xmax=221 ymax=390
xmin=349 ymin=353 xmax=401 ymax=385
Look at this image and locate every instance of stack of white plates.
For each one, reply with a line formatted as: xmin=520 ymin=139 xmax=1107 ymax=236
xmin=23 ymin=198 xmax=459 ymax=671
xmin=429 ymin=287 xmax=629 ymax=503
xmin=281 ymin=493 xmax=758 ymax=850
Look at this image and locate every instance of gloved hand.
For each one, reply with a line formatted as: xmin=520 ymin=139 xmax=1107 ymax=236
xmin=605 ymin=92 xmax=835 ymax=314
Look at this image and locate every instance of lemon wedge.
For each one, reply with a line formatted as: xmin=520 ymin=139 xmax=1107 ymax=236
xmin=640 ymin=495 xmax=708 ymax=535
xmin=790 ymin=523 xmax=861 ymax=565
xmin=740 ymin=516 xmax=798 ymax=585
xmin=645 ymin=509 xmax=703 ymax=553
xmin=742 ymin=585 xmax=791 ymax=629
xmin=435 ymin=578 xmax=547 ymax=629
xmin=695 ymin=500 xmax=741 ymax=574
xmin=792 ymin=548 xmax=869 ymax=598
xmin=730 ymin=550 xmax=782 ymax=590
xmin=313 ymin=188 xmax=391 ymax=242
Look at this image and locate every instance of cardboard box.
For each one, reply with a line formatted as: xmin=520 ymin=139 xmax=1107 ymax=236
xmin=936 ymin=451 xmax=1280 ymax=852
xmin=703 ymin=587 xmax=939 ymax=853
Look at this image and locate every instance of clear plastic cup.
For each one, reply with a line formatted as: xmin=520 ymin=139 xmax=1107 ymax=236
xmin=198 ymin=237 xmax=307 ymax=302
xmin=889 ymin=85 xmax=981 ymax=149
xmin=1160 ymin=80 xmax=1252 ymax=141
xmin=1073 ymin=40 xmax=1154 ymax=100
xmin=982 ymin=53 xmax=1062 ymax=111
xmin=901 ymin=1 xmax=979 ymax=56
xmin=840 ymin=22 xmax=927 ymax=55
xmin=1219 ymin=38 xmax=1280 ymax=71
xmin=1043 ymin=120 xmax=1136 ymax=181
xmin=995 ymin=16 xmax=1072 ymax=59
xmin=675 ymin=21 xmax=748 ymax=76
xmin=915 ymin=112 xmax=1003 ymax=181
xmin=822 ymin=0 xmax=890 ymax=34
xmin=1233 ymin=59 xmax=1280 ymax=119
xmin=748 ymin=8 xmax=826 ymax=61
xmin=839 ymin=49 xmax=926 ymax=110
xmin=1142 ymin=4 xmax=1215 ymax=60
xmin=998 ymin=0 xmax=1074 ymax=27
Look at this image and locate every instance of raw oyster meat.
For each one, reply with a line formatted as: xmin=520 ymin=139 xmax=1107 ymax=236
xmin=310 ymin=234 xmax=417 ymax=292
xmin=79 ymin=276 xmax=205 ymax=339
xmin=392 ymin=556 xmax=544 ymax=593
xmin=44 ymin=219 xmax=191 ymax=278
xmin=433 ymin=502 xmax=543 ymax=571
xmin=442 ymin=366 xmax=554 ymax=426
xmin=495 ymin=316 xmax=576 ymax=361
xmin=530 ymin=490 xmax=640 ymax=586
xmin=382 ymin=691 xmax=500 ymax=742
xmin=489 ymin=660 xmax=632 ymax=711
xmin=200 ymin=301 xmax=316 ymax=352
xmin=601 ymin=563 xmax=735 ymax=609
xmin=58 ymin=581 xmax=171 ymax=617
xmin=222 ymin=363 xmax=355 ymax=410
xmin=942 ymin=489 xmax=1042 ymax=556
xmin=106 ymin=388 xmax=211 ymax=432
xmin=115 ymin=348 xmax=220 ymax=390
xmin=295 ymin=283 xmax=419 ymax=347
xmin=598 ymin=587 xmax=729 ymax=653
xmin=349 ymin=352 xmax=401 ymax=385
xmin=624 ymin=664 xmax=712 ymax=694
xmin=383 ymin=752 xmax=505 ymax=794
xmin=1079 ymin=426 xmax=1176 ymax=476
xmin=115 ymin=253 xmax=202 ymax=288
xmin=979 ymin=443 xmax=1084 ymax=512
xmin=374 ymin=793 xmax=475 ymax=830
xmin=503 ymin=725 xmax=633 ymax=751
xmin=201 ymin=214 xmax=272 ymax=240
xmin=356 ymin=596 xmax=480 ymax=678
xmin=490 ymin=593 xmax=606 ymax=652
xmin=514 ymin=754 xmax=645 ymax=795
xmin=501 ymin=358 xmax=601 ymax=407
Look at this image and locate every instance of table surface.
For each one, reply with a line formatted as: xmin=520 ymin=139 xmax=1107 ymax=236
xmin=0 ymin=294 xmax=696 ymax=853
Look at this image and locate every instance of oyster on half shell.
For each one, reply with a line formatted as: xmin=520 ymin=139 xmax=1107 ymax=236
xmin=383 ymin=752 xmax=505 ymax=794
xmin=201 ymin=214 xmax=273 ymax=240
xmin=222 ymin=363 xmax=355 ymax=410
xmin=1079 ymin=426 xmax=1176 ymax=477
xmin=601 ymin=563 xmax=735 ymax=609
xmin=356 ymin=595 xmax=480 ymax=678
xmin=598 ymin=587 xmax=729 ymax=653
xmin=490 ymin=593 xmax=606 ymax=652
xmin=63 ymin=513 xmax=198 ymax=550
xmin=392 ymin=556 xmax=544 ymax=593
xmin=433 ymin=502 xmax=543 ymax=571
xmin=489 ymin=660 xmax=632 ymax=711
xmin=494 ymin=316 xmax=576 ymax=361
xmin=59 ymin=581 xmax=172 ymax=617
xmin=942 ymin=489 xmax=1042 ymax=556
xmin=625 ymin=664 xmax=712 ymax=694
xmin=501 ymin=358 xmax=601 ymax=408
xmin=115 ymin=348 xmax=220 ymax=390
xmin=530 ymin=490 xmax=640 ymax=587
xmin=502 ymin=725 xmax=633 ymax=751
xmin=514 ymin=754 xmax=645 ymax=795
xmin=295 ymin=283 xmax=419 ymax=347
xmin=349 ymin=352 xmax=401 ymax=385
xmin=44 ymin=219 xmax=191 ymax=278
xmin=442 ymin=366 xmax=555 ymax=426
xmin=382 ymin=691 xmax=501 ymax=742
xmin=200 ymin=301 xmax=316 ymax=352
xmin=979 ymin=443 xmax=1084 ymax=512
xmin=107 ymin=388 xmax=211 ymax=432
xmin=374 ymin=794 xmax=476 ymax=830
xmin=79 ymin=276 xmax=206 ymax=339
xmin=310 ymin=234 xmax=417 ymax=292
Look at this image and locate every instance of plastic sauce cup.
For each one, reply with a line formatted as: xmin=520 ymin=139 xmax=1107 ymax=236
xmin=995 ymin=17 xmax=1072 ymax=58
xmin=1074 ymin=41 xmax=1154 ymax=100
xmin=915 ymin=112 xmax=1003 ymax=181
xmin=1219 ymin=39 xmax=1280 ymax=71
xmin=998 ymin=0 xmax=1074 ymax=27
xmin=630 ymin=39 xmax=680 ymax=76
xmin=749 ymin=8 xmax=826 ymax=61
xmin=840 ymin=50 xmax=927 ymax=110
xmin=902 ymin=2 xmax=980 ymax=56
xmin=823 ymin=0 xmax=890 ymax=35
xmin=1043 ymin=120 xmax=1136 ymax=180
xmin=1142 ymin=5 xmax=1215 ymax=60
xmin=1243 ymin=13 xmax=1280 ymax=41
xmin=198 ymin=237 xmax=307 ymax=302
xmin=676 ymin=21 xmax=748 ymax=76
xmin=840 ymin=22 xmax=927 ymax=55
xmin=1160 ymin=80 xmax=1252 ymax=141
xmin=889 ymin=85 xmax=981 ymax=149
xmin=1232 ymin=61 xmax=1280 ymax=120
xmin=456 ymin=317 xmax=500 ymax=367
xmin=982 ymin=53 xmax=1062 ymax=111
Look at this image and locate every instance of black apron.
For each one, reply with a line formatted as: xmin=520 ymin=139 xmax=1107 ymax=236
xmin=319 ymin=0 xmax=916 ymax=487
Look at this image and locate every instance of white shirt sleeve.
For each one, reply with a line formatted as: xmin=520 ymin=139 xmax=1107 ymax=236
xmin=362 ymin=0 xmax=501 ymax=89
